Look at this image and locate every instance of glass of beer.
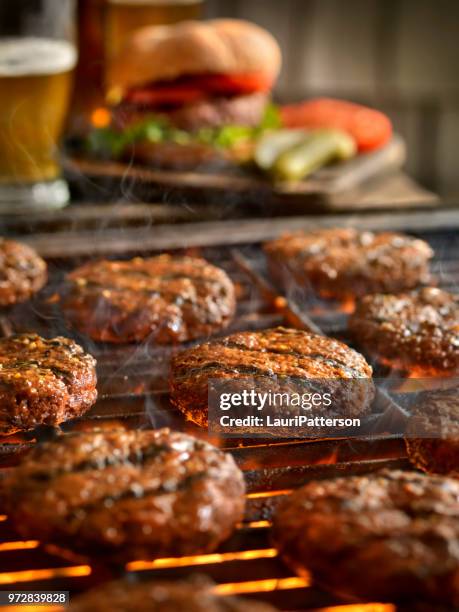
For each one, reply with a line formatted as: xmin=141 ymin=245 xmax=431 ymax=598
xmin=0 ymin=0 xmax=77 ymax=213
xmin=105 ymin=0 xmax=204 ymax=68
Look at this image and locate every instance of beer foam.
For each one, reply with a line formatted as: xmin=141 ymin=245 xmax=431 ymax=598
xmin=0 ymin=38 xmax=77 ymax=77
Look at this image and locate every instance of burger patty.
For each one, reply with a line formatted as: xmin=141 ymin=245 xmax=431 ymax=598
xmin=264 ymin=228 xmax=433 ymax=301
xmin=0 ymin=334 xmax=97 ymax=435
xmin=69 ymin=577 xmax=277 ymax=612
xmin=130 ymin=141 xmax=230 ymax=170
xmin=4 ymin=429 xmax=245 ymax=562
xmin=405 ymin=388 xmax=459 ymax=477
xmin=115 ymin=92 xmax=269 ymax=132
xmin=0 ymin=239 xmax=47 ymax=306
xmin=63 ymin=255 xmax=236 ymax=344
xmin=349 ymin=288 xmax=459 ymax=373
xmin=170 ymin=327 xmax=374 ymax=428
xmin=164 ymin=91 xmax=268 ymax=130
xmin=272 ymin=469 xmax=459 ymax=606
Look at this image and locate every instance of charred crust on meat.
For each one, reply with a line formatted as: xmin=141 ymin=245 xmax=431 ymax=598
xmin=349 ymin=288 xmax=459 ymax=373
xmin=170 ymin=326 xmax=374 ymax=428
xmin=63 ymin=254 xmax=236 ymax=344
xmin=0 ymin=239 xmax=47 ymax=306
xmin=405 ymin=387 xmax=459 ymax=476
xmin=4 ymin=429 xmax=245 ymax=563
xmin=264 ymin=229 xmax=433 ymax=301
xmin=273 ymin=469 xmax=459 ymax=606
xmin=0 ymin=333 xmax=97 ymax=435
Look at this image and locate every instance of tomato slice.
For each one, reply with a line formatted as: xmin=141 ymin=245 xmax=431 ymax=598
xmin=280 ymin=98 xmax=392 ymax=152
xmin=124 ymin=72 xmax=272 ymax=108
xmin=197 ymin=73 xmax=273 ymax=94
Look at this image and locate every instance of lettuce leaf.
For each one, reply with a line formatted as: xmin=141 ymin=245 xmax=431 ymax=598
xmin=87 ymin=103 xmax=282 ymax=158
xmin=257 ymin=102 xmax=282 ymax=132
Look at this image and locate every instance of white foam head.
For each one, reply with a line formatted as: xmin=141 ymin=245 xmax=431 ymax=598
xmin=0 ymin=38 xmax=77 ymax=77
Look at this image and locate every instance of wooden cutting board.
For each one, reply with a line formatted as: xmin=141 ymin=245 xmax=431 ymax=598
xmin=67 ymin=135 xmax=438 ymax=211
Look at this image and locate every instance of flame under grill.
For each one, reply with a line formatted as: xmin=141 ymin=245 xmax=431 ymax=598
xmin=0 ymin=217 xmax=457 ymax=610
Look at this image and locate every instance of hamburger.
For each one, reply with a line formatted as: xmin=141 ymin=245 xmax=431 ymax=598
xmin=99 ymin=19 xmax=282 ymax=168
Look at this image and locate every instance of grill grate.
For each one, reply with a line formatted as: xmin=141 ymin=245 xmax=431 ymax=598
xmin=0 ymin=225 xmax=456 ymax=610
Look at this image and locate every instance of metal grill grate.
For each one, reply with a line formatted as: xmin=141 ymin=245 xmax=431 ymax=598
xmin=0 ymin=221 xmax=456 ymax=611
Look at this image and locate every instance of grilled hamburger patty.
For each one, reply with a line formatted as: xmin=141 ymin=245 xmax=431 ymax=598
xmin=170 ymin=327 xmax=374 ymax=428
xmin=405 ymin=388 xmax=459 ymax=476
xmin=0 ymin=239 xmax=47 ymax=306
xmin=4 ymin=429 xmax=245 ymax=562
xmin=264 ymin=228 xmax=433 ymax=301
xmin=70 ymin=577 xmax=277 ymax=612
xmin=116 ymin=91 xmax=269 ymax=132
xmin=0 ymin=334 xmax=97 ymax=435
xmin=272 ymin=469 xmax=459 ymax=606
xmin=63 ymin=255 xmax=236 ymax=344
xmin=349 ymin=288 xmax=459 ymax=372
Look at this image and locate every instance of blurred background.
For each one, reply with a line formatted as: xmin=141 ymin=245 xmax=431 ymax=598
xmin=209 ymin=0 xmax=459 ymax=200
xmin=74 ymin=0 xmax=459 ymax=200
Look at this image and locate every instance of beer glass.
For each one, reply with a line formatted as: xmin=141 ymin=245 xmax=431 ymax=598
xmin=105 ymin=0 xmax=203 ymax=64
xmin=0 ymin=0 xmax=77 ymax=212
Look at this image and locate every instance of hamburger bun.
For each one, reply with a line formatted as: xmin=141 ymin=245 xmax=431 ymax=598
xmin=109 ymin=19 xmax=282 ymax=92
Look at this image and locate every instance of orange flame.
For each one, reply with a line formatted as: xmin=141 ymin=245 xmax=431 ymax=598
xmin=214 ymin=576 xmax=310 ymax=596
xmin=246 ymin=489 xmax=292 ymax=499
xmin=379 ymin=357 xmax=453 ymax=380
xmin=315 ymin=449 xmax=339 ymax=465
xmin=317 ymin=605 xmax=396 ymax=612
xmin=0 ymin=565 xmax=91 ymax=585
xmin=237 ymin=520 xmax=271 ymax=529
xmin=0 ymin=540 xmax=39 ymax=552
xmin=337 ymin=297 xmax=356 ymax=314
xmin=126 ymin=548 xmax=277 ymax=572
xmin=309 ymin=296 xmax=356 ymax=315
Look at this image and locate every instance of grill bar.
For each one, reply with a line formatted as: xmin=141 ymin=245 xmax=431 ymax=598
xmin=0 ymin=224 xmax=455 ymax=610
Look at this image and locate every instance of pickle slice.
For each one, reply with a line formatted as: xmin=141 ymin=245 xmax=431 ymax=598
xmin=255 ymin=129 xmax=308 ymax=170
xmin=272 ymin=129 xmax=356 ymax=181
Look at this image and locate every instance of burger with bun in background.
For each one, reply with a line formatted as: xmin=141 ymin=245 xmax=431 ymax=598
xmin=92 ymin=19 xmax=282 ymax=168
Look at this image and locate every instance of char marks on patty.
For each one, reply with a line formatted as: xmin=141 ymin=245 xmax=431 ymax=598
xmin=170 ymin=327 xmax=374 ymax=427
xmin=4 ymin=429 xmax=245 ymax=563
xmin=264 ymin=228 xmax=433 ymax=301
xmin=405 ymin=387 xmax=459 ymax=476
xmin=273 ymin=469 xmax=459 ymax=606
xmin=349 ymin=287 xmax=459 ymax=373
xmin=0 ymin=333 xmax=97 ymax=435
xmin=0 ymin=239 xmax=47 ymax=306
xmin=63 ymin=254 xmax=236 ymax=344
